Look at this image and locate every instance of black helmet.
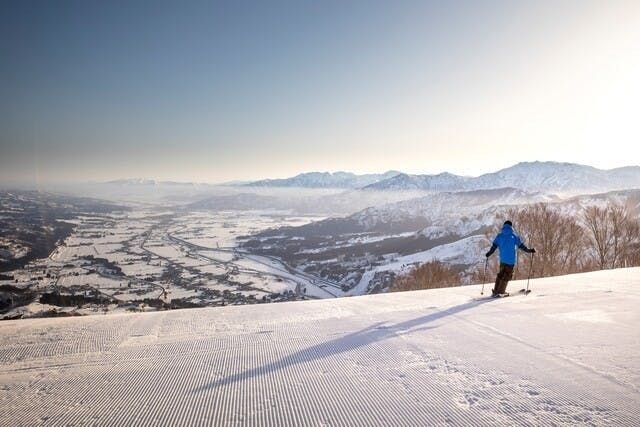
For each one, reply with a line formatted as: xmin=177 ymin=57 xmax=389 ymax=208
xmin=504 ymin=220 xmax=513 ymax=227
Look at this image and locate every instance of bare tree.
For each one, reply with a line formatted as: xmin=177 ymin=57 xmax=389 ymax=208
xmin=609 ymin=204 xmax=630 ymax=268
xmin=391 ymin=261 xmax=460 ymax=292
xmin=583 ymin=204 xmax=639 ymax=269
xmin=480 ymin=202 xmax=637 ymax=280
xmin=583 ymin=205 xmax=613 ymax=269
xmin=503 ymin=204 xmax=586 ymax=278
xmin=620 ymin=218 xmax=640 ymax=268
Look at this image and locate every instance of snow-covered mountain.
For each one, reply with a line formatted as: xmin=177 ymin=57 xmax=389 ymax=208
xmin=362 ymin=162 xmax=640 ymax=194
xmin=471 ymin=162 xmax=640 ymax=193
xmin=265 ymin=188 xmax=555 ymax=237
xmin=103 ymin=161 xmax=640 ymax=196
xmin=3 ymin=267 xmax=639 ymax=425
xmin=363 ymin=172 xmax=470 ymax=191
xmin=349 ymin=187 xmax=556 ymax=234
xmin=331 ymin=187 xmax=640 ymax=240
xmin=245 ymin=171 xmax=403 ymax=189
xmin=104 ymin=178 xmax=161 ymax=186
xmin=553 ymin=189 xmax=640 ymax=218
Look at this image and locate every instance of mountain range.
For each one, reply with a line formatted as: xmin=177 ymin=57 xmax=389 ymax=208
xmin=244 ymin=171 xmax=402 ymax=189
xmin=243 ymin=162 xmax=640 ymax=194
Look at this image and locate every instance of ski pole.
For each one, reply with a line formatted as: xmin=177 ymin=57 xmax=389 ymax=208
xmin=525 ymin=252 xmax=534 ymax=295
xmin=481 ymin=258 xmax=488 ymax=295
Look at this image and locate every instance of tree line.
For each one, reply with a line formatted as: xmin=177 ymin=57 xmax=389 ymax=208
xmin=391 ymin=202 xmax=640 ymax=292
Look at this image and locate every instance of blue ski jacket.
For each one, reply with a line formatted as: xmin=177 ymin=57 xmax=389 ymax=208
xmin=487 ymin=223 xmax=531 ymax=266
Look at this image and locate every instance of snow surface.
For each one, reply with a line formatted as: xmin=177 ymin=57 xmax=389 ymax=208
xmin=1 ymin=268 xmax=640 ymax=426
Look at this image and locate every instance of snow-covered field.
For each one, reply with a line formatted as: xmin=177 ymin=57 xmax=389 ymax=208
xmin=170 ymin=212 xmax=325 ymax=248
xmin=2 ymin=209 xmax=336 ymax=318
xmin=1 ymin=268 xmax=639 ymax=426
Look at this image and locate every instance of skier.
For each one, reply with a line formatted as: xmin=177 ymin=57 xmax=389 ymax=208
xmin=485 ymin=220 xmax=535 ymax=297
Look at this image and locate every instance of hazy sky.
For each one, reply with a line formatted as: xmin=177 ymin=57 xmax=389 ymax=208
xmin=1 ymin=0 xmax=639 ymax=184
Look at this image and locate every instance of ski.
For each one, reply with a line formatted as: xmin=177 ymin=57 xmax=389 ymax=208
xmin=474 ymin=289 xmax=531 ymax=301
xmin=473 ymin=294 xmax=506 ymax=301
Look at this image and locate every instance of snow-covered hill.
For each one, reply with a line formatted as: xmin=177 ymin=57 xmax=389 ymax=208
xmin=2 ymin=268 xmax=639 ymax=425
xmin=289 ymin=187 xmax=639 ymax=240
xmin=257 ymin=187 xmax=552 ymax=238
xmin=348 ymin=187 xmax=555 ymax=234
xmin=565 ymin=189 xmax=640 ymax=216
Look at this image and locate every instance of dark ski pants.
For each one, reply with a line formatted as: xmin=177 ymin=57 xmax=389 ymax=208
xmin=493 ymin=263 xmax=514 ymax=294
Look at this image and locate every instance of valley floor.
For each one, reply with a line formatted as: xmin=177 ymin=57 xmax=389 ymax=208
xmin=1 ymin=268 xmax=639 ymax=426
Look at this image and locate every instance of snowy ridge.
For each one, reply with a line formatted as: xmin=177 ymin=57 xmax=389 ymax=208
xmin=332 ymin=187 xmax=640 ymax=239
xmin=365 ymin=161 xmax=640 ymax=194
xmin=104 ymin=178 xmax=159 ymax=186
xmin=2 ymin=268 xmax=639 ymax=425
xmin=471 ymin=161 xmax=640 ymax=193
xmin=246 ymin=171 xmax=402 ymax=189
xmin=363 ymin=172 xmax=470 ymax=191
xmin=351 ymin=187 xmax=553 ymax=231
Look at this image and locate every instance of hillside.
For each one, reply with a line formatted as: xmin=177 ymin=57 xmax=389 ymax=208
xmin=1 ymin=268 xmax=639 ymax=425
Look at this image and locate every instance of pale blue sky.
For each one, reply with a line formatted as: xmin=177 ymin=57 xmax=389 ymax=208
xmin=1 ymin=0 xmax=639 ymax=184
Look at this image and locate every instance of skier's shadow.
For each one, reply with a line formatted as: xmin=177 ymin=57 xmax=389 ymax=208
xmin=192 ymin=298 xmax=492 ymax=393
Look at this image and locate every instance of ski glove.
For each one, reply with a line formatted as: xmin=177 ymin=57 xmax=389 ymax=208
xmin=528 ymin=248 xmax=536 ymax=254
xmin=485 ymin=244 xmax=497 ymax=258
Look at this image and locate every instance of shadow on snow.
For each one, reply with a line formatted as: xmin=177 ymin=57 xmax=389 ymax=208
xmin=192 ymin=298 xmax=493 ymax=393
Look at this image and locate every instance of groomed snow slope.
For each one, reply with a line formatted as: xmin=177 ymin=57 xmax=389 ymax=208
xmin=2 ymin=268 xmax=640 ymax=426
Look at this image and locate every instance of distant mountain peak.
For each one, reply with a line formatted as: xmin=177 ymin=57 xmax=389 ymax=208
xmin=232 ymin=161 xmax=640 ymax=193
xmin=363 ymin=172 xmax=469 ymax=191
xmin=366 ymin=162 xmax=640 ymax=194
xmin=105 ymin=178 xmax=158 ymax=186
xmin=244 ymin=170 xmax=403 ymax=189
